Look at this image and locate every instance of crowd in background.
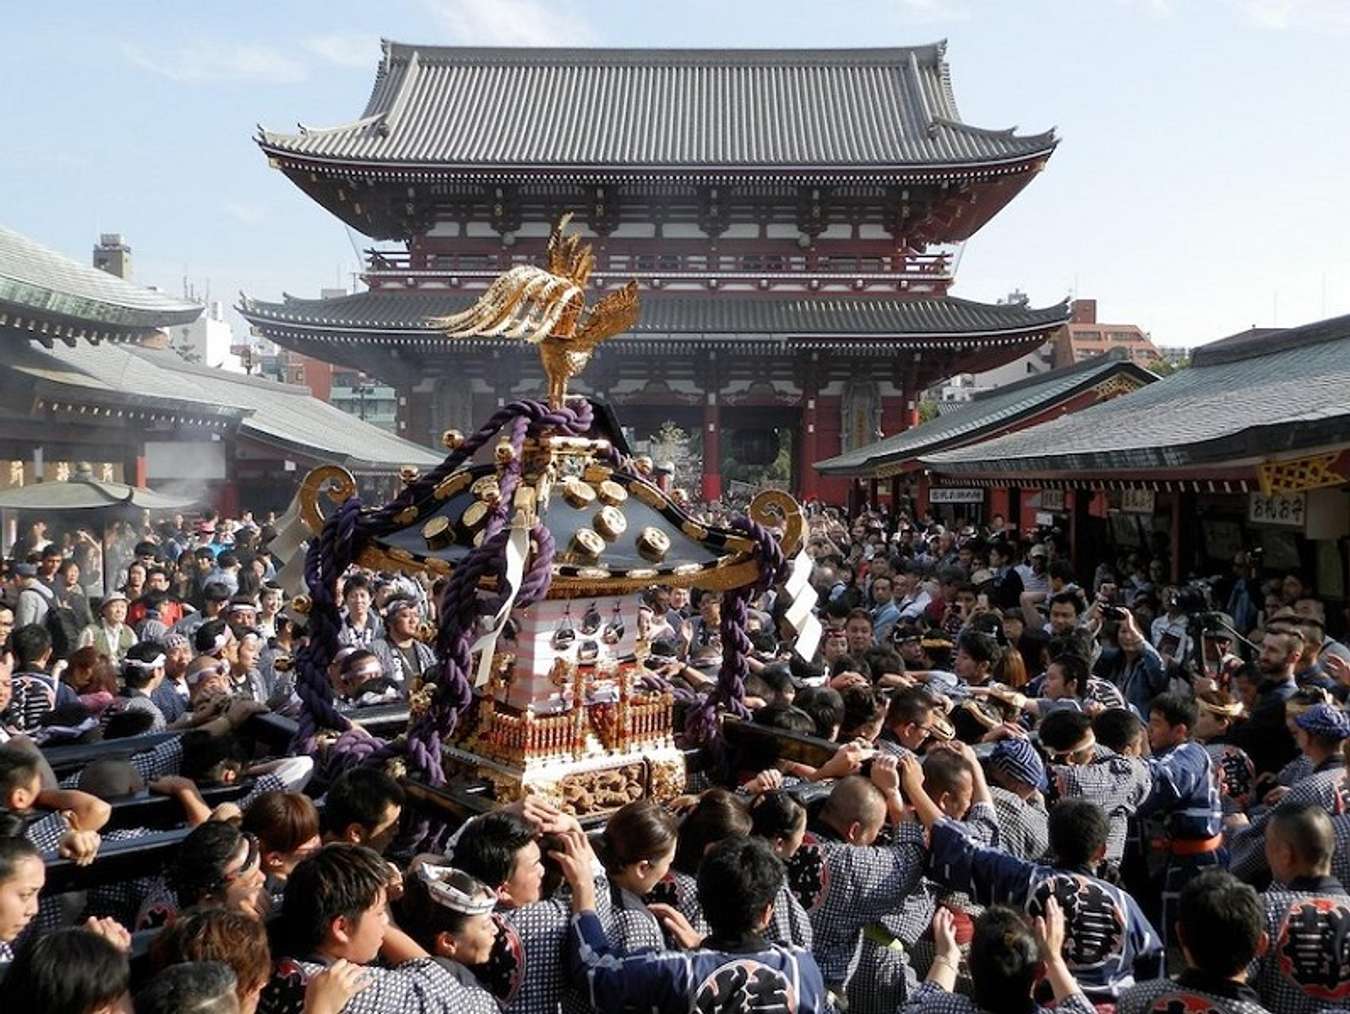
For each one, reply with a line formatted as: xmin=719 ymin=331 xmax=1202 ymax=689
xmin=0 ymin=498 xmax=1347 ymax=1014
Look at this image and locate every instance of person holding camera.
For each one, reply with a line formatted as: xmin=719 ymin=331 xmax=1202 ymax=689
xmin=1094 ymin=605 xmax=1167 ymax=717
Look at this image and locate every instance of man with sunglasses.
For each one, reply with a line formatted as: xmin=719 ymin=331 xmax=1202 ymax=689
xmin=137 ymin=821 xmax=269 ymax=929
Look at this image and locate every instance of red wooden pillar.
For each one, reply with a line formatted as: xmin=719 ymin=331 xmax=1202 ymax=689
xmin=915 ymin=472 xmax=931 ymax=518
xmin=890 ymin=474 xmax=902 ymax=521
xmin=702 ymin=395 xmax=721 ymax=501
xmin=799 ymin=392 xmax=819 ymax=501
xmin=867 ymin=477 xmax=879 ymax=510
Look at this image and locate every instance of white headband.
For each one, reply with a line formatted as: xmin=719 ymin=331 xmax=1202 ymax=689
xmin=417 ymin=864 xmax=495 ymax=916
xmin=124 ymin=654 xmax=166 ymax=673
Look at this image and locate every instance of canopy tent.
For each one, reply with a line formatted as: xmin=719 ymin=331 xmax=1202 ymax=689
xmin=0 ymin=476 xmax=199 ymax=512
xmin=0 ymin=468 xmax=201 ymax=594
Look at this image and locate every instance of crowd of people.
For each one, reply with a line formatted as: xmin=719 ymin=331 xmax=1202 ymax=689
xmin=0 ymin=501 xmax=1348 ymax=1014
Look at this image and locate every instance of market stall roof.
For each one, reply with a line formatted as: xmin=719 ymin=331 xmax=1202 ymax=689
xmin=0 ymin=475 xmax=198 ymax=512
xmin=0 ymin=225 xmax=202 ymax=343
xmin=919 ymin=312 xmax=1350 ymax=477
xmin=817 ymin=351 xmax=1157 ymax=476
xmin=3 ymin=340 xmax=442 ymax=475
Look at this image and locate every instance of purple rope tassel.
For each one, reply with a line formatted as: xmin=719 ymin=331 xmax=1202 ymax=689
xmin=684 ymin=515 xmax=789 ymax=745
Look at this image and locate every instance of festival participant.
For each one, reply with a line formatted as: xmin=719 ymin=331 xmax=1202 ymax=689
xmin=230 ymin=628 xmax=271 ymax=703
xmin=268 ymin=844 xmax=482 ymax=1014
xmin=876 ymin=685 xmax=945 ymax=759
xmin=319 ymin=768 xmax=405 ymax=855
xmin=919 ymin=782 xmax=1163 ymax=1006
xmin=783 ymin=755 xmax=925 ymax=1001
xmin=149 ymin=633 xmax=193 ymax=724
xmin=0 ymin=833 xmax=43 ymax=965
xmin=8 ymin=623 xmax=77 ymax=731
xmin=596 ymin=797 xmax=679 ymax=951
xmin=748 ymin=790 xmax=808 ymax=862
xmin=0 ymin=922 xmax=132 ymax=1013
xmin=397 ymin=862 xmax=498 ymax=1009
xmin=649 ymin=788 xmax=746 ymax=941
xmin=371 ymin=597 xmax=436 ymax=692
xmin=451 ymin=808 xmax=611 ymax=1014
xmin=1118 ymin=871 xmax=1273 ymax=1014
xmin=1041 ymin=709 xmax=1151 ymax=866
xmin=1194 ymin=692 xmax=1259 ymax=814
xmin=1252 ymin=802 xmax=1350 ymax=1013
xmin=137 ymin=820 xmax=270 ymax=929
xmin=135 ymin=961 xmax=242 ymax=1014
xmin=902 ymin=901 xmax=1098 ymax=1014
xmin=116 ymin=640 xmax=169 ymax=731
xmin=242 ymin=790 xmax=321 ymax=908
xmin=338 ymin=574 xmax=383 ymax=649
xmin=1134 ymin=693 xmax=1224 ymax=951
xmin=173 ymin=581 xmax=231 ymax=640
xmin=848 ymin=743 xmax=999 ymax=1014
xmin=0 ymin=745 xmax=108 ymax=856
xmin=564 ymin=834 xmax=830 ymax=1014
xmin=1228 ymin=703 xmax=1349 ymax=882
xmin=985 ymin=737 xmax=1050 ymax=861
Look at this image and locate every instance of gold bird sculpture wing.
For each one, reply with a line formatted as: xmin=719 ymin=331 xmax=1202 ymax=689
xmin=574 ymin=280 xmax=641 ymax=351
xmin=430 ymin=264 xmax=584 ymax=344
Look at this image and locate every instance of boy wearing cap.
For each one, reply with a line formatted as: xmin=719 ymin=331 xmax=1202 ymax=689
xmin=1228 ymin=703 xmax=1350 ymax=883
xmin=987 ymin=737 xmax=1051 ymax=861
xmin=1253 ymin=802 xmax=1350 ymax=1013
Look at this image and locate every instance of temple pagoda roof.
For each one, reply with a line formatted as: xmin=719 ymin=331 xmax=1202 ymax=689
xmin=816 ymin=351 xmax=1159 ymax=477
xmin=239 ymin=289 xmax=1069 ymax=353
xmin=257 ymin=42 xmax=1056 ymax=174
xmin=919 ymin=313 xmax=1350 ymax=478
xmin=0 ymin=225 xmax=202 ymax=343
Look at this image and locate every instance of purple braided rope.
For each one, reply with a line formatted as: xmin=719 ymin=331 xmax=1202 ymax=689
xmin=302 ymin=397 xmax=595 ymax=778
xmin=685 ymin=516 xmax=790 ymax=745
xmin=293 ymin=498 xmax=365 ymax=745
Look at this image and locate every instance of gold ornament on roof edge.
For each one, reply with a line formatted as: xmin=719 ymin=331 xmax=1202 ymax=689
xmin=430 ymin=214 xmax=641 ymax=410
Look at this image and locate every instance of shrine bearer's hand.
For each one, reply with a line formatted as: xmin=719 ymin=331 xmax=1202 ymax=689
xmin=648 ymin=904 xmax=702 ymax=950
xmin=898 ymin=753 xmax=925 ymax=800
xmin=305 ymin=959 xmax=371 ymax=1014
xmin=548 ymin=830 xmax=596 ymax=913
xmin=83 ymin=916 xmax=131 ymax=953
xmin=743 ymin=769 xmax=784 ymax=795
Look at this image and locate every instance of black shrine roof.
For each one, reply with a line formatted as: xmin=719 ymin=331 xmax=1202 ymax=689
xmin=257 ymin=42 xmax=1056 ymax=172
xmin=238 ymin=289 xmax=1069 ymax=349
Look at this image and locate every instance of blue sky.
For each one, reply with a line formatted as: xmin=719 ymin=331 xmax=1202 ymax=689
xmin=4 ymin=0 xmax=1348 ymax=348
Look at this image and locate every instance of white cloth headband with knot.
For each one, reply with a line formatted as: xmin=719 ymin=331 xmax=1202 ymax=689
xmin=124 ymin=654 xmax=166 ymax=672
xmin=417 ymin=864 xmax=495 ymax=916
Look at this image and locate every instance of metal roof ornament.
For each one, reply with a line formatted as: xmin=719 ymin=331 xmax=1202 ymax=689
xmin=431 ymin=215 xmax=640 ymax=410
